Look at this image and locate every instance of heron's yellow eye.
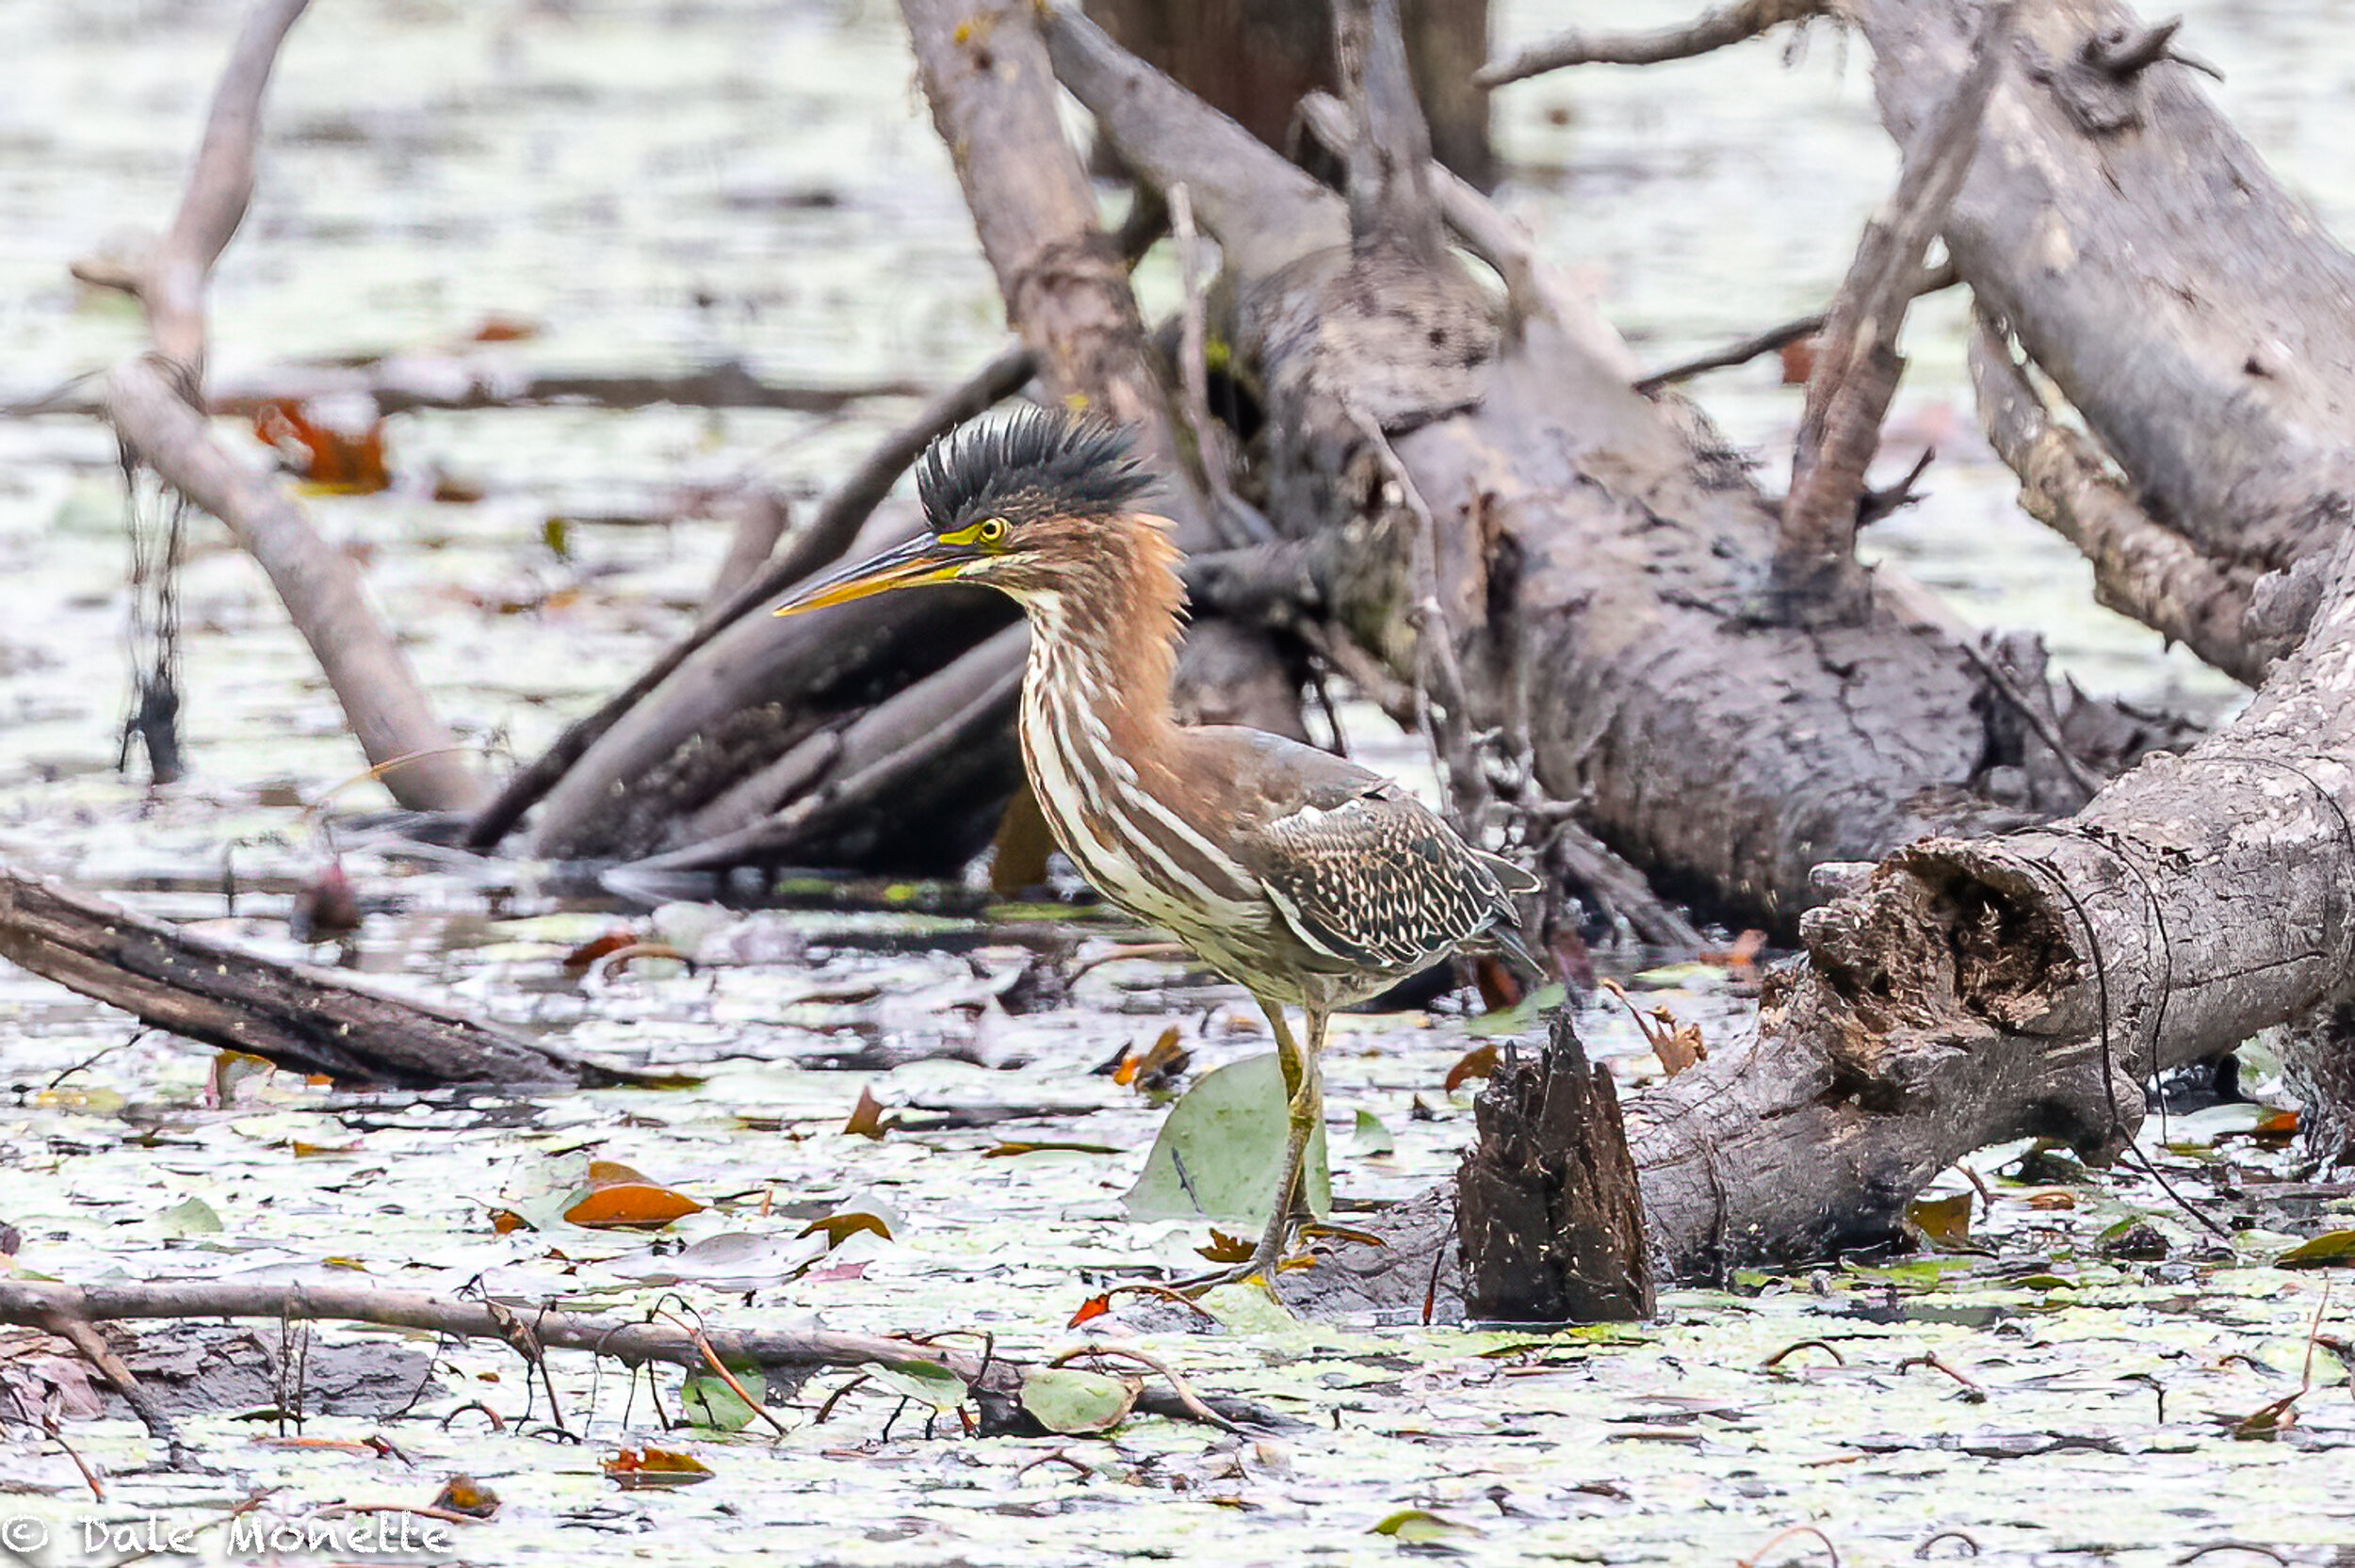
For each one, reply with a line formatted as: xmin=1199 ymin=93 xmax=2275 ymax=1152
xmin=977 ymin=517 xmax=1008 ymax=545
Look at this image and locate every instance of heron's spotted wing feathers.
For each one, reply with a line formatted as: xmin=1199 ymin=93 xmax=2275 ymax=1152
xmin=1240 ymin=774 xmax=1524 ymax=978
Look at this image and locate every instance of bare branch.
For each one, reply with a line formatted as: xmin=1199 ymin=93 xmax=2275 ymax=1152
xmin=1772 ymin=1 xmax=2015 ymax=617
xmin=1475 ymin=0 xmax=1827 ymax=89
xmin=148 ymin=0 xmax=312 ymax=371
xmin=1969 ymin=315 xmax=2262 ymax=683
xmin=107 ymin=361 xmax=483 ymax=811
xmin=1635 ymin=263 xmax=1957 ymax=393
xmin=0 ymin=1279 xmax=1264 ymax=1434
xmin=0 ymin=864 xmax=635 ymax=1087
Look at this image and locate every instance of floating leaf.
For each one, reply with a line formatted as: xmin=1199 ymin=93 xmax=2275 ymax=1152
xmin=430 ymin=1476 xmax=500 ymax=1518
xmin=155 ymin=1196 xmax=223 ymax=1237
xmin=1195 ymin=1228 xmax=1254 ymax=1264
xmin=563 ymin=1164 xmax=703 ymax=1229
xmin=681 ymin=1370 xmax=765 ymax=1432
xmin=1907 ymin=1192 xmax=1973 ymax=1249
xmin=1122 ymin=1053 xmax=1329 ymax=1228
xmin=983 ymin=1140 xmax=1122 ymax=1157
xmin=1353 ymin=1109 xmax=1395 ymax=1157
xmin=2276 ymin=1229 xmax=2355 ymax=1269
xmin=561 ymin=930 xmax=640 ymax=975
xmin=862 ymin=1360 xmax=967 ymax=1412
xmin=1371 ymin=1509 xmax=1465 ymax=1542
xmin=1443 ymin=1043 xmax=1501 ymax=1093
xmin=798 ymin=1209 xmax=893 ymax=1247
xmin=1113 ymin=1026 xmax=1191 ymax=1092
xmin=609 ymin=1230 xmax=828 ymax=1290
xmin=1018 ymin=1367 xmax=1138 ymax=1435
xmin=603 ymin=1448 xmax=713 ymax=1488
xmin=843 ymin=1086 xmax=897 ymax=1139
xmin=35 ymin=1085 xmax=126 ymax=1116
xmin=1067 ymin=1294 xmax=1111 ymax=1328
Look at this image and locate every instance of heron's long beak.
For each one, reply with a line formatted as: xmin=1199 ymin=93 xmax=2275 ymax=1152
xmin=771 ymin=534 xmax=966 ymax=617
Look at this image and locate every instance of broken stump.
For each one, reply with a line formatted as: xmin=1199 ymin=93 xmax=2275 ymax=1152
xmin=1455 ymin=1010 xmax=1652 ymax=1322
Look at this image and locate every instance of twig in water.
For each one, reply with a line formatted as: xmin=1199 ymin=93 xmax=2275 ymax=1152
xmin=1757 ymin=1339 xmax=1845 ymax=1371
xmin=1048 ymin=1344 xmax=1240 ymax=1434
xmin=1737 ymin=1523 xmax=1841 ymax=1568
xmin=1896 ymin=1349 xmax=1987 ymax=1403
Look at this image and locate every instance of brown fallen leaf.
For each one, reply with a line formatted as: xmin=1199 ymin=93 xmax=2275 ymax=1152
xmin=1906 ymin=1191 xmax=1973 ymax=1249
xmin=561 ymin=929 xmax=641 ymax=976
xmin=1195 ymin=1228 xmax=1255 ymax=1263
xmin=431 ymin=1477 xmax=500 ymax=1519
xmin=797 ymin=1210 xmax=893 ymax=1247
xmin=253 ymin=400 xmax=391 ymax=493
xmin=1444 ymin=1043 xmax=1501 ymax=1093
xmin=842 ymin=1086 xmax=898 ymax=1139
xmin=603 ymin=1447 xmax=713 ymax=1488
xmin=563 ymin=1160 xmax=705 ymax=1228
xmin=1113 ymin=1026 xmax=1191 ymax=1091
xmin=1600 ymin=978 xmax=1707 ymax=1076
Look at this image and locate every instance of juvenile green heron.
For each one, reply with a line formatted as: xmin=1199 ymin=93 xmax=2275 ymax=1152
xmin=775 ymin=406 xmax=1536 ymax=1285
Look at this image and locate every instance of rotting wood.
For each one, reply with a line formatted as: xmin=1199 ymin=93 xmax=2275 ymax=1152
xmin=74 ymin=0 xmax=479 ymax=814
xmin=0 ymin=867 xmax=636 ymax=1088
xmin=0 ymin=1279 xmax=1277 ymax=1437
xmin=1772 ymin=1 xmax=2014 ymax=618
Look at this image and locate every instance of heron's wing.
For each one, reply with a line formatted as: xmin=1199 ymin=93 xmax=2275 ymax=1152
xmin=1238 ymin=777 xmax=1522 ymax=975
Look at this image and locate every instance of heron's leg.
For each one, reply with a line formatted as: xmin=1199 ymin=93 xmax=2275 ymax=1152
xmin=1242 ymin=1004 xmax=1326 ymax=1285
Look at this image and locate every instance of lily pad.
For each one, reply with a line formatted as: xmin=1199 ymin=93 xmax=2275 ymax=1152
xmin=680 ymin=1370 xmax=765 ymax=1432
xmin=862 ymin=1359 xmax=967 ymax=1412
xmin=2276 ymin=1228 xmax=2355 ymax=1269
xmin=1122 ymin=1052 xmax=1329 ymax=1227
xmin=1018 ymin=1367 xmax=1137 ymax=1435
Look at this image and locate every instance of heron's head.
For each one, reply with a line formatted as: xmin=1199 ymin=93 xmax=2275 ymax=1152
xmin=772 ymin=405 xmax=1157 ymax=616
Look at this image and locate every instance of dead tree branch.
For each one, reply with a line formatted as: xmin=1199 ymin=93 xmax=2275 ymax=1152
xmin=1475 ymin=0 xmax=1828 ymax=89
xmin=0 ymin=866 xmax=635 ymax=1087
xmin=1636 ymin=263 xmax=1957 ymax=393
xmin=902 ymin=0 xmax=1210 ymax=545
xmin=1968 ymin=314 xmax=2265 ymax=684
xmin=0 ymin=1279 xmax=1264 ymax=1435
xmin=75 ymin=0 xmax=479 ymax=812
xmin=1774 ymin=1 xmax=2014 ymax=616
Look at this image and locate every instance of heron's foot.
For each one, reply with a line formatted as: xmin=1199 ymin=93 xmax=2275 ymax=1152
xmin=1169 ymin=1241 xmax=1295 ymax=1299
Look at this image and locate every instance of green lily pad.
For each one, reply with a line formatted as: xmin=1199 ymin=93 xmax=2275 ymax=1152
xmin=155 ymin=1196 xmax=223 ymax=1237
xmin=680 ymin=1370 xmax=764 ymax=1432
xmin=1353 ymin=1109 xmax=1396 ymax=1157
xmin=2276 ymin=1229 xmax=2355 ymax=1269
xmin=862 ymin=1359 xmax=967 ymax=1411
xmin=1018 ymin=1367 xmax=1137 ymax=1434
xmin=1123 ymin=1052 xmax=1329 ymax=1227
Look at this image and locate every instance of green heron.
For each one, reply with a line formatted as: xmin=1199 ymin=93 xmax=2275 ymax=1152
xmin=775 ymin=406 xmax=1536 ymax=1285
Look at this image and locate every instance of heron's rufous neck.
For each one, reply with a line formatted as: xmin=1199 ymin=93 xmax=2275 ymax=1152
xmin=1012 ymin=514 xmax=1185 ymax=746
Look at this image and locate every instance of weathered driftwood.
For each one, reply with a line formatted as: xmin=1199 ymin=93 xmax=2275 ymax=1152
xmin=0 ymin=868 xmax=629 ymax=1088
xmin=1773 ymin=1 xmax=2012 ymax=614
xmin=463 ymin=344 xmax=1036 ymax=857
xmin=77 ymin=0 xmax=479 ymax=814
xmin=0 ymin=1279 xmax=1268 ymax=1436
xmin=1863 ymin=0 xmax=2355 ymax=666
xmin=483 ymin=0 xmax=1307 ymax=872
xmin=1474 ymin=0 xmax=1827 ymax=87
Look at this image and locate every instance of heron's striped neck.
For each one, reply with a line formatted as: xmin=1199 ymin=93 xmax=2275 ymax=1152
xmin=1010 ymin=516 xmax=1184 ymax=744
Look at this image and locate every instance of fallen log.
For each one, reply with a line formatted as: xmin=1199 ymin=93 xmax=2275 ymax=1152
xmin=0 ymin=1278 xmax=1273 ymax=1437
xmin=0 ymin=868 xmax=632 ymax=1088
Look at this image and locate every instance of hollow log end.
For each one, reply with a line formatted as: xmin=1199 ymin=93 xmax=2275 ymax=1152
xmin=1454 ymin=1010 xmax=1653 ymax=1324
